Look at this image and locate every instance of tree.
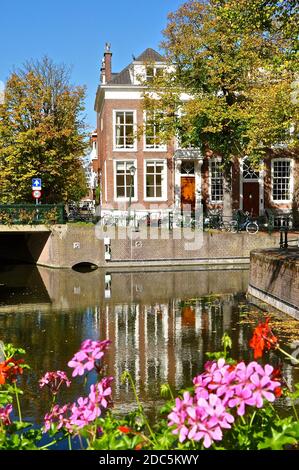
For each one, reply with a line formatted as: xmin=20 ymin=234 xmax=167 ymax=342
xmin=0 ymin=57 xmax=88 ymax=204
xmin=144 ymin=0 xmax=299 ymax=216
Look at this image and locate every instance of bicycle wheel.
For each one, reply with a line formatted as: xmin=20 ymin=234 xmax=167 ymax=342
xmin=229 ymin=221 xmax=238 ymax=233
xmin=220 ymin=221 xmax=230 ymax=232
xmin=246 ymin=222 xmax=259 ymax=234
xmin=102 ymin=215 xmax=113 ymax=226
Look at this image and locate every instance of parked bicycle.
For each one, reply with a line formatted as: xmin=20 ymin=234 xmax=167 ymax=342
xmin=228 ymin=211 xmax=259 ymax=234
xmin=175 ymin=213 xmax=202 ymax=229
xmin=204 ymin=209 xmax=259 ymax=234
xmin=204 ymin=209 xmax=228 ymax=231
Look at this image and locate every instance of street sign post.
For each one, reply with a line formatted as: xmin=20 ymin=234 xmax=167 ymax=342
xmin=32 ymin=189 xmax=41 ymax=206
xmin=32 ymin=190 xmax=41 ymax=199
xmin=32 ymin=179 xmax=42 ymax=205
xmin=32 ymin=178 xmax=42 ymax=190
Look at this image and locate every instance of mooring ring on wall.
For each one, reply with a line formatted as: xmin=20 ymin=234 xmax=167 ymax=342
xmin=135 ymin=241 xmax=143 ymax=248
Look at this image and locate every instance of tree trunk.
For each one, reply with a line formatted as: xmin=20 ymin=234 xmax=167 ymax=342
xmin=223 ymin=162 xmax=233 ymax=220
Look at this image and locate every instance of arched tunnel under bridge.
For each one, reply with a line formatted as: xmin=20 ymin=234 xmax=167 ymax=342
xmin=0 ymin=225 xmax=105 ymax=268
xmin=0 ymin=228 xmax=51 ymax=265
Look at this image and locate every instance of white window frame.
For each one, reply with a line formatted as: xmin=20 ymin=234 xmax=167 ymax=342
xmin=113 ymin=110 xmax=137 ymax=152
xmin=145 ymin=66 xmax=164 ymax=83
xmin=271 ymin=158 xmax=293 ymax=203
xmin=143 ymin=111 xmax=167 ymax=152
xmin=114 ymin=160 xmax=138 ymax=202
xmin=209 ymin=158 xmax=223 ymax=203
xmin=144 ymin=159 xmax=167 ymax=201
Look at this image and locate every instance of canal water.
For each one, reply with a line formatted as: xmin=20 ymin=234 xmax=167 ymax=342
xmin=0 ymin=263 xmax=298 ymax=438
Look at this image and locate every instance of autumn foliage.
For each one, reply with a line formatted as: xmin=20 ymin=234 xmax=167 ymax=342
xmin=0 ymin=57 xmax=87 ymax=204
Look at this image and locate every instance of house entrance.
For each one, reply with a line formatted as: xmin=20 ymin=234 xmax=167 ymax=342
xmin=180 ymin=161 xmax=195 ymax=213
xmin=243 ymin=182 xmax=260 ymax=217
xmin=181 ymin=177 xmax=195 ymax=213
xmin=242 ymin=158 xmax=261 ymax=217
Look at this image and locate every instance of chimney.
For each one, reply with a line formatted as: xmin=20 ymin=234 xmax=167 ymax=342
xmin=104 ymin=42 xmax=112 ymax=83
xmin=100 ymin=58 xmax=106 ymax=84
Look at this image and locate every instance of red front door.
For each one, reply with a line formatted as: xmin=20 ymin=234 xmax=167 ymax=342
xmin=243 ymin=182 xmax=260 ymax=216
xmin=181 ymin=177 xmax=195 ymax=213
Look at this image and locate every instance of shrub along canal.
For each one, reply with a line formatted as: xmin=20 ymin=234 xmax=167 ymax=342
xmin=0 ymin=263 xmax=298 ymax=446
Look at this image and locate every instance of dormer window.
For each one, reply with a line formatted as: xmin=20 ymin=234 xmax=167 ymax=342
xmin=145 ymin=66 xmax=163 ymax=83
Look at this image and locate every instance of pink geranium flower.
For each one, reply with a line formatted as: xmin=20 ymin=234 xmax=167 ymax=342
xmin=0 ymin=404 xmax=13 ymax=426
xmin=169 ymin=359 xmax=281 ymax=448
xmin=68 ymin=339 xmax=111 ymax=377
xmin=39 ymin=370 xmax=71 ymax=395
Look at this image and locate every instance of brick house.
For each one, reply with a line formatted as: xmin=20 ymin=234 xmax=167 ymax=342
xmin=94 ymin=44 xmax=298 ymax=224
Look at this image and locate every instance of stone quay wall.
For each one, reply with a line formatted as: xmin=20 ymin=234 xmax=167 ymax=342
xmin=35 ymin=226 xmax=282 ymax=268
xmin=0 ymin=225 xmax=286 ymax=269
xmin=248 ymin=249 xmax=299 ymax=319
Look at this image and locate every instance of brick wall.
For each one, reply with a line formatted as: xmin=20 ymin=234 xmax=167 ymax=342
xmin=96 ymin=91 xmax=298 ymax=215
xmin=108 ymin=230 xmax=281 ymax=264
xmin=249 ymin=249 xmax=299 ymax=312
xmin=36 ymin=225 xmax=105 ymax=268
xmin=29 ymin=226 xmax=282 ymax=268
xmin=98 ymin=99 xmax=175 ymax=211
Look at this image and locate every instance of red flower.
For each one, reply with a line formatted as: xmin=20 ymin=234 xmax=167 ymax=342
xmin=271 ymin=367 xmax=283 ymax=398
xmin=0 ymin=358 xmax=24 ymax=385
xmin=0 ymin=362 xmax=9 ymax=385
xmin=274 ymin=387 xmax=283 ymax=398
xmin=271 ymin=366 xmax=282 ymax=382
xmin=118 ymin=425 xmax=131 ymax=434
xmin=249 ymin=318 xmax=278 ymax=359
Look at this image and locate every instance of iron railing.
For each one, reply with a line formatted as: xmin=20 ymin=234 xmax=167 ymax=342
xmin=279 ymin=227 xmax=299 ymax=250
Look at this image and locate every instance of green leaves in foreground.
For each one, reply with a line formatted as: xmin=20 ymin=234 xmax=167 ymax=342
xmin=258 ymin=418 xmax=299 ymax=450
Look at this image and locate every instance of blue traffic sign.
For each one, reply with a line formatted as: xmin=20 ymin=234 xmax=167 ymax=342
xmin=32 ymin=178 xmax=42 ymax=190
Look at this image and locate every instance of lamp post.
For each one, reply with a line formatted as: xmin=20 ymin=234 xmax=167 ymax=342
xmin=127 ymin=165 xmax=136 ymax=226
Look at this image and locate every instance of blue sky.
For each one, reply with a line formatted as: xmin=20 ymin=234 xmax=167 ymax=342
xmin=0 ymin=0 xmax=183 ymax=129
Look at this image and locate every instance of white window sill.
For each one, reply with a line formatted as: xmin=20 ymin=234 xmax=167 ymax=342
xmin=144 ymin=197 xmax=168 ymax=202
xmin=114 ymin=198 xmax=138 ymax=203
xmin=143 ymin=147 xmax=168 ymax=152
xmin=113 ymin=147 xmax=137 ymax=152
xmin=271 ymin=200 xmax=292 ymax=204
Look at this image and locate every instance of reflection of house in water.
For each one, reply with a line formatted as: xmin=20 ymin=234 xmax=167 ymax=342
xmin=97 ymin=294 xmax=236 ymax=402
xmin=0 ymin=264 xmax=250 ymax=404
xmin=1 ymin=265 xmax=298 ymax=418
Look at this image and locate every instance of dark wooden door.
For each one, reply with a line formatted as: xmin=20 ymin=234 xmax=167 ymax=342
xmin=181 ymin=177 xmax=195 ymax=212
xmin=243 ymin=182 xmax=259 ymax=216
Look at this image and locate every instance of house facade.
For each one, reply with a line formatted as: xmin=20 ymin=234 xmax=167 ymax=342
xmin=94 ymin=45 xmax=298 ymax=224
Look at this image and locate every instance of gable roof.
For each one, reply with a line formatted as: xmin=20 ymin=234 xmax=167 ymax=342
xmin=135 ymin=48 xmax=164 ymax=63
xmin=107 ymin=48 xmax=164 ymax=85
xmin=109 ymin=66 xmax=132 ymax=85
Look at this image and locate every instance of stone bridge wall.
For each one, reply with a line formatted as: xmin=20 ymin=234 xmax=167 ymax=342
xmin=0 ymin=225 xmax=283 ymax=269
